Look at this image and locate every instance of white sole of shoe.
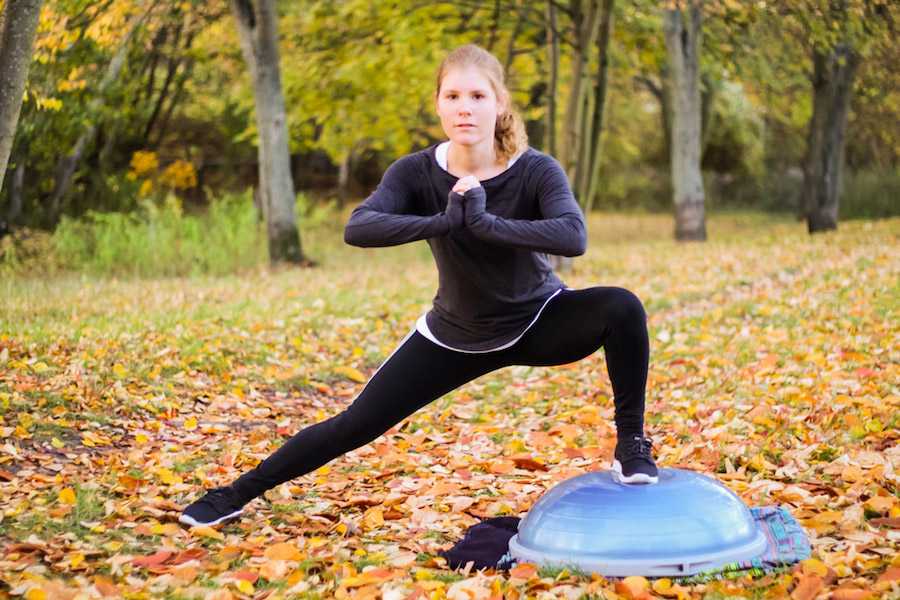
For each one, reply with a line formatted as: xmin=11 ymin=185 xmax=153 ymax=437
xmin=611 ymin=460 xmax=659 ymax=484
xmin=178 ymin=509 xmax=243 ymax=528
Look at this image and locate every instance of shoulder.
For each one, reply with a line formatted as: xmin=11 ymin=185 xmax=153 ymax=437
xmin=381 ymin=147 xmax=434 ymax=188
xmin=521 ymin=147 xmax=563 ymax=170
xmin=385 ymin=148 xmax=432 ymax=175
xmin=519 ymin=148 xmax=567 ymax=187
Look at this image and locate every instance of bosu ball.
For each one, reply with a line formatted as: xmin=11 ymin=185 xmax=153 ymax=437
xmin=508 ymin=468 xmax=768 ymax=577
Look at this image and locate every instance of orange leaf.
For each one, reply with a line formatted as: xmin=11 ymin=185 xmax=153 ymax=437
xmin=511 ymin=455 xmax=548 ymax=471
xmin=876 ymin=566 xmax=900 ymax=585
xmin=508 ymin=563 xmax=538 ymax=579
xmin=615 ymin=575 xmax=651 ymax=599
xmin=487 ymin=460 xmax=515 ymax=474
xmin=92 ymin=575 xmax=119 ymax=598
xmin=232 ymin=569 xmax=258 ymax=583
xmin=791 ymin=574 xmax=823 ymax=600
xmin=131 ymin=550 xmax=174 ymax=568
xmin=832 ymin=588 xmax=873 ymax=600
xmin=170 ymin=548 xmax=208 ymax=565
xmin=263 ymin=542 xmax=302 ymax=561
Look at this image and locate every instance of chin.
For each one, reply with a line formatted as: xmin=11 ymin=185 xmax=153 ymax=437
xmin=449 ymin=134 xmax=482 ymax=146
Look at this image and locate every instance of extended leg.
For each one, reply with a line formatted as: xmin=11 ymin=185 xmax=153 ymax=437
xmin=229 ymin=328 xmax=508 ymax=504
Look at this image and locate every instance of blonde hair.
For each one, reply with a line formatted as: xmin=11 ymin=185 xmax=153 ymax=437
xmin=435 ymin=44 xmax=528 ymax=164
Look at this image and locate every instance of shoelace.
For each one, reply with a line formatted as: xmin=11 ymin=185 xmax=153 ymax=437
xmin=199 ymin=486 xmax=241 ymax=513
xmin=621 ymin=436 xmax=653 ymax=461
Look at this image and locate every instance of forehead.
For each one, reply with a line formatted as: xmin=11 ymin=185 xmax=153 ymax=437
xmin=440 ymin=66 xmax=494 ymax=94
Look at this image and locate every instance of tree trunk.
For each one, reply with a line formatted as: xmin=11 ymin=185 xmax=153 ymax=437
xmin=486 ymin=0 xmax=502 ymax=53
xmin=0 ymin=0 xmax=42 ymax=195
xmin=6 ymin=151 xmax=25 ymax=225
xmin=634 ymin=72 xmax=672 ymax=162
xmin=337 ymin=149 xmax=351 ymax=210
xmin=545 ymin=0 xmax=559 ymax=157
xmin=503 ymin=0 xmax=527 ymax=76
xmin=664 ymin=1 xmax=706 ymax=242
xmin=48 ymin=8 xmax=148 ymax=220
xmin=580 ymin=0 xmax=614 ymax=213
xmin=558 ymin=0 xmax=601 ymax=180
xmin=231 ymin=0 xmax=308 ymax=266
xmin=803 ymin=44 xmax=859 ymax=234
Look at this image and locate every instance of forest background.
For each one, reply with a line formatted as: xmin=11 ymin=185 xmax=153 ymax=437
xmin=0 ymin=0 xmax=897 ymax=276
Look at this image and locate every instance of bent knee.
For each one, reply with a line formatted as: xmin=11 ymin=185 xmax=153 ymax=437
xmin=609 ymin=287 xmax=647 ymax=324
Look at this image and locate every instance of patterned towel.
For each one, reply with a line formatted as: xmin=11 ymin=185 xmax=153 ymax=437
xmin=438 ymin=506 xmax=811 ymax=581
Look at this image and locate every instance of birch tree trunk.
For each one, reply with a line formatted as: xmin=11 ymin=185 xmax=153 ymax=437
xmin=580 ymin=0 xmax=614 ymax=213
xmin=663 ymin=0 xmax=706 ymax=241
xmin=231 ymin=0 xmax=308 ymax=265
xmin=803 ymin=44 xmax=859 ymax=233
xmin=545 ymin=0 xmax=559 ymax=158
xmin=0 ymin=0 xmax=43 ymax=195
xmin=558 ymin=0 xmax=601 ymax=179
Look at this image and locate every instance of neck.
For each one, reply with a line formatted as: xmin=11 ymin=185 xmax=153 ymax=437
xmin=448 ymin=140 xmax=503 ymax=175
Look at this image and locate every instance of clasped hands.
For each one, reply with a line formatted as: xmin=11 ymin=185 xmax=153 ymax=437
xmin=446 ymin=175 xmax=487 ymax=231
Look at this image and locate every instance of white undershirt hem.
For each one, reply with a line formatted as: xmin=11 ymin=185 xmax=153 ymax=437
xmin=416 ymin=287 xmax=571 ymax=354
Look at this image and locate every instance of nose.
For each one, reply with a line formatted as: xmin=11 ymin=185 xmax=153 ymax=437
xmin=457 ymin=98 xmax=474 ymax=115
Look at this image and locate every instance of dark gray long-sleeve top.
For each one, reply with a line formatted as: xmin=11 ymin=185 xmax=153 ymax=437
xmin=344 ymin=143 xmax=587 ymax=352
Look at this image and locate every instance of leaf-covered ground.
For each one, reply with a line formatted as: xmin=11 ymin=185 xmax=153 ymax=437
xmin=1 ymin=213 xmax=898 ymax=600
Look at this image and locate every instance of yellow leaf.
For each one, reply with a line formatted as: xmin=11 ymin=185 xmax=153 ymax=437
xmin=69 ymin=552 xmax=85 ymax=569
xmin=135 ymin=433 xmax=148 ymax=445
xmin=32 ymin=361 xmax=50 ymax=373
xmin=801 ymin=558 xmax=829 ymax=577
xmin=363 ymin=507 xmax=384 ymax=530
xmin=191 ymin=525 xmax=224 ymax=540
xmin=865 ymin=496 xmax=895 ymax=513
xmin=157 ymin=468 xmax=183 ymax=486
xmin=184 ymin=416 xmax=198 ymax=431
xmin=51 ymin=437 xmax=64 ymax=449
xmin=25 ymin=589 xmax=47 ymax=600
xmin=59 ymin=487 xmax=77 ymax=505
xmin=234 ymin=580 xmax=254 ymax=594
xmin=652 ymin=578 xmax=672 ymax=593
xmin=334 ymin=365 xmax=366 ymax=383
xmin=112 ymin=363 xmax=127 ymax=378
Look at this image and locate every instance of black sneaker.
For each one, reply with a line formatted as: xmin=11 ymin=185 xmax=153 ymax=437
xmin=611 ymin=435 xmax=659 ymax=484
xmin=179 ymin=486 xmax=246 ymax=527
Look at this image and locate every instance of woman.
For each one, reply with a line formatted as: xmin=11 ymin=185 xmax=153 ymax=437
xmin=180 ymin=44 xmax=657 ymax=528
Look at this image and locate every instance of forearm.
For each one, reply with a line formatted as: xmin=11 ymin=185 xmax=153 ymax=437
xmin=463 ymin=187 xmax=587 ymax=257
xmin=344 ymin=208 xmax=452 ymax=247
xmin=468 ymin=211 xmax=587 ymax=256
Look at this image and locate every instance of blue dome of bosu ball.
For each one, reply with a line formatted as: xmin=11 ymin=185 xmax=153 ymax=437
xmin=508 ymin=468 xmax=768 ymax=577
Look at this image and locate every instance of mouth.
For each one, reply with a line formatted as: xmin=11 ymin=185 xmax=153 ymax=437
xmin=456 ymin=124 xmax=475 ymax=128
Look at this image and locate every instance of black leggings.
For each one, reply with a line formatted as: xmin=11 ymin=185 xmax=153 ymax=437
xmin=230 ymin=286 xmax=649 ymax=504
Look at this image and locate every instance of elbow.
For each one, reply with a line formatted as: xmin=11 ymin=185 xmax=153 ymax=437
xmin=343 ymin=223 xmax=370 ymax=247
xmin=566 ymin=221 xmax=587 ymax=257
xmin=343 ymin=223 xmax=359 ymax=246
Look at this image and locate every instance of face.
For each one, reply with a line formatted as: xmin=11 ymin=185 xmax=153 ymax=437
xmin=436 ymin=65 xmax=506 ymax=150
